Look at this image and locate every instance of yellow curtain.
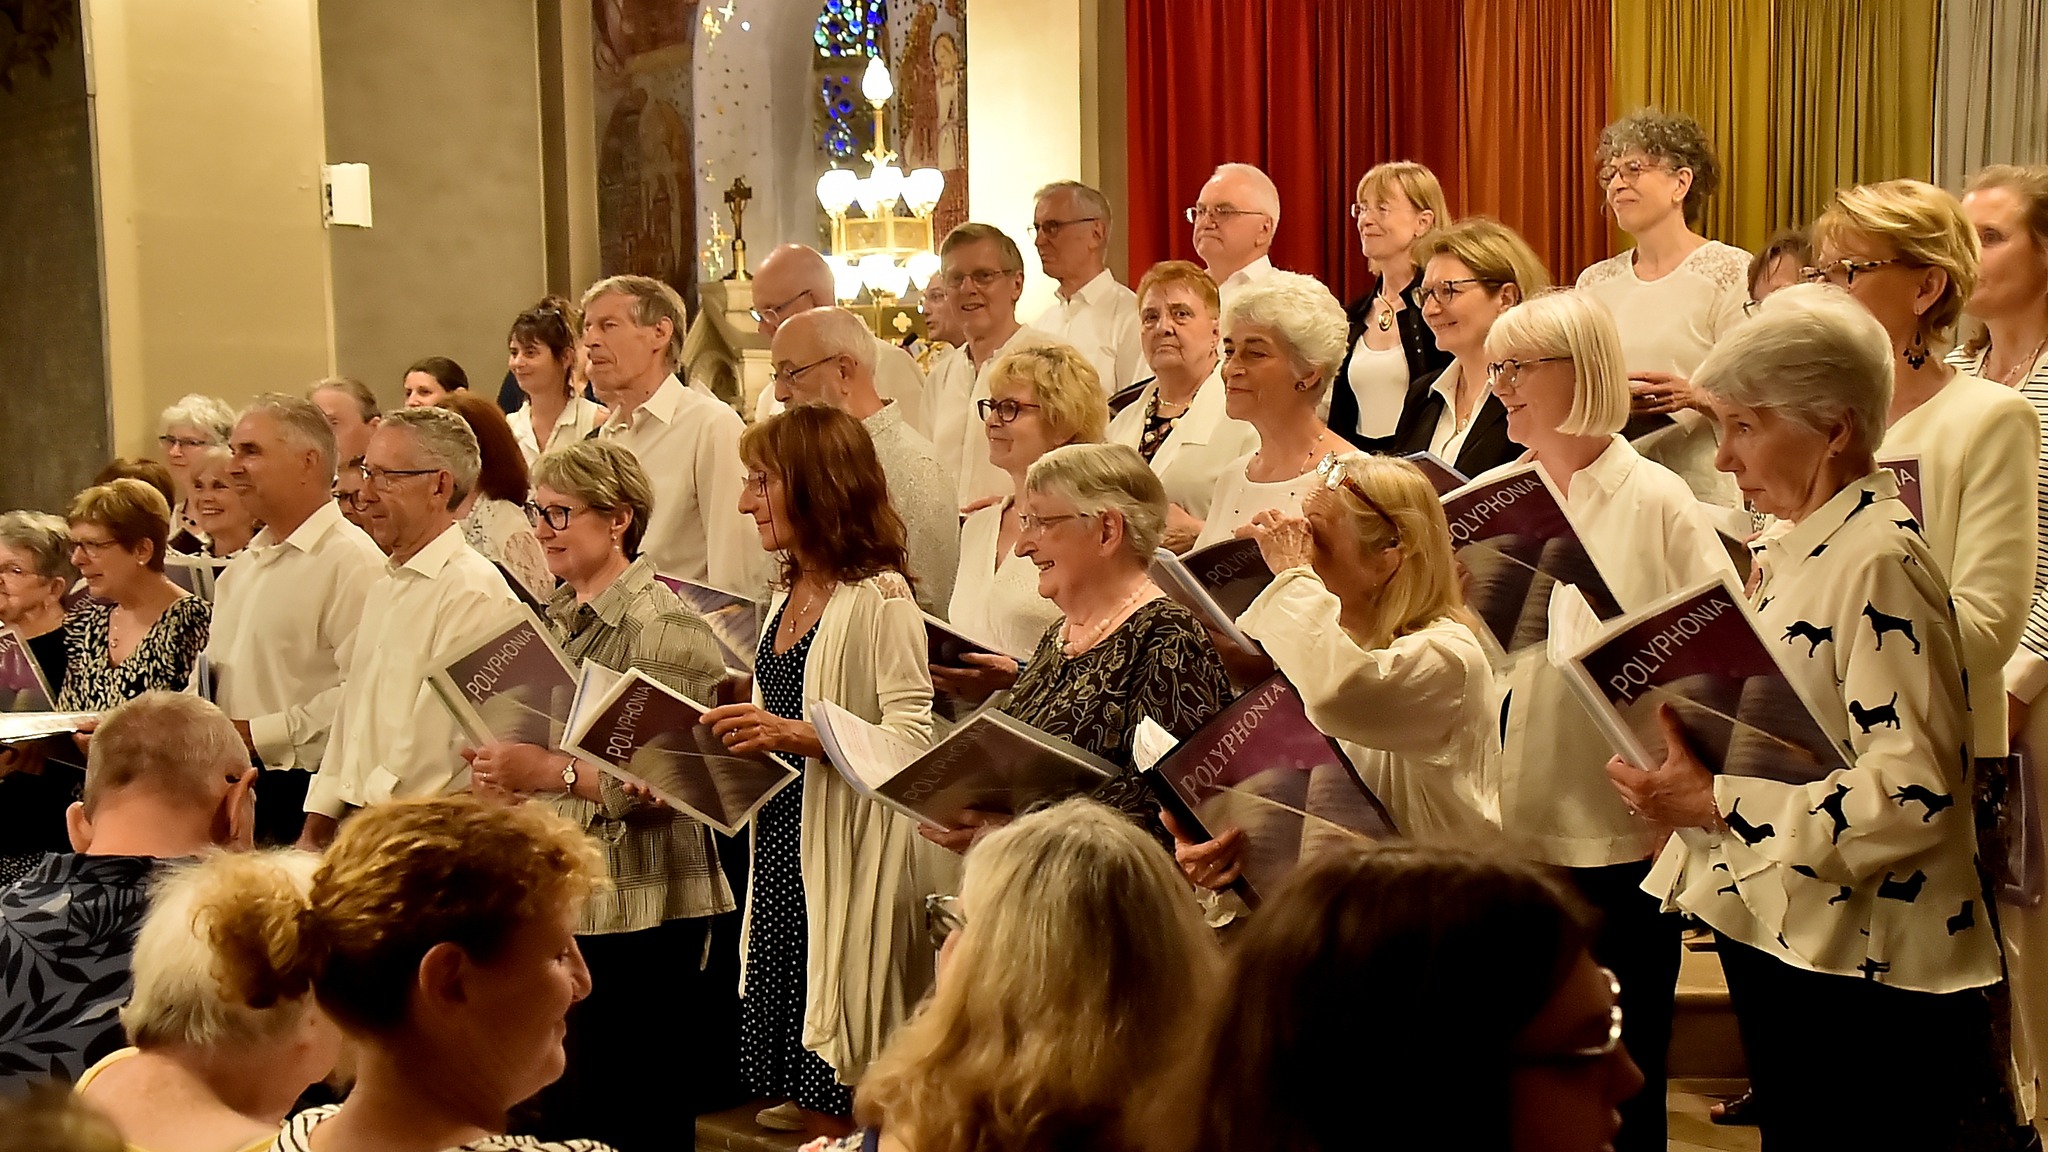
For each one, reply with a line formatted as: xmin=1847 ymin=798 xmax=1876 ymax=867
xmin=1770 ymin=0 xmax=1938 ymax=232
xmin=1609 ymin=0 xmax=1774 ymax=252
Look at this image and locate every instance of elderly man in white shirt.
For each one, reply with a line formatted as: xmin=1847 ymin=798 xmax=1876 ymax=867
xmin=297 ymin=408 xmax=518 ymax=850
xmin=771 ymin=306 xmax=959 ymax=617
xmin=584 ymin=274 xmax=765 ymax=595
xmin=208 ymin=395 xmax=384 ymax=845
xmin=1192 ymin=162 xmax=1282 ymax=308
xmin=749 ymin=243 xmax=930 ymax=433
xmin=928 ymin=223 xmax=1073 ymax=508
xmin=1030 ymin=181 xmax=1145 ymax=397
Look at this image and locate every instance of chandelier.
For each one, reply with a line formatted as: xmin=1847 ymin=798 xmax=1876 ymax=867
xmin=815 ymin=55 xmax=945 ymax=305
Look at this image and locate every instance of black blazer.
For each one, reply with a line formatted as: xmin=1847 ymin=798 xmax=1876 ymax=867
xmin=1329 ymin=271 xmax=1454 ymax=452
xmin=1386 ymin=363 xmax=1525 ymax=479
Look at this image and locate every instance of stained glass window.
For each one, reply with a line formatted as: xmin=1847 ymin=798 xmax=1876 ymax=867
xmin=814 ymin=0 xmax=886 ymax=58
xmin=815 ymin=1 xmax=887 ymax=161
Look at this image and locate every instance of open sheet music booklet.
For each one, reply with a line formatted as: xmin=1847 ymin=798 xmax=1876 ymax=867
xmin=812 ymin=699 xmax=1117 ymax=831
xmin=1150 ymin=537 xmax=1275 ymax=652
xmin=0 ymin=711 xmax=99 ymax=747
xmin=1441 ymin=463 xmax=1625 ymax=662
xmin=1134 ymin=675 xmax=1398 ymax=908
xmin=1547 ymin=578 xmax=1847 ymax=784
xmin=652 ymin=574 xmax=765 ymax=675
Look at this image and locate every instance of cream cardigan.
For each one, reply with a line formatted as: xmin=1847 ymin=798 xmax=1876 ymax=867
xmin=740 ymin=572 xmax=960 ymax=1085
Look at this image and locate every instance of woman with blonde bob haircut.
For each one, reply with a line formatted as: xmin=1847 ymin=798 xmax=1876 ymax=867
xmin=75 ymin=851 xmax=341 ymax=1152
xmin=822 ymin=798 xmax=1220 ymax=1152
xmin=1812 ymin=178 xmax=2039 ymax=764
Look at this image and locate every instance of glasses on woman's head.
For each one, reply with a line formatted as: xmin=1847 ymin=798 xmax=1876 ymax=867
xmin=1315 ymin=453 xmax=1402 ymax=548
xmin=157 ymin=434 xmax=213 ymax=451
xmin=925 ymin=893 xmax=964 ymax=947
xmin=1801 ymin=258 xmax=1912 ymax=288
xmin=1486 ymin=356 xmax=1572 ymax=389
xmin=522 ymin=501 xmax=584 ymax=531
xmin=1414 ymin=278 xmax=1497 ymax=308
xmin=1513 ymin=967 xmax=1625 ymax=1066
xmin=977 ymin=397 xmax=1042 ymax=425
xmin=1597 ymin=158 xmax=1673 ymax=187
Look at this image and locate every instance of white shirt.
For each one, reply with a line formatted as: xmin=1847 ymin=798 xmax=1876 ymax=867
xmin=1949 ymin=346 xmax=2048 ymax=708
xmin=509 ymin=396 xmax=607 ymax=466
xmin=1344 ymin=338 xmax=1410 ymax=439
xmin=753 ymin=335 xmax=931 ymax=436
xmin=1193 ymin=453 xmax=1321 ymax=550
xmin=1881 ymin=369 xmax=2041 ymax=756
xmin=1489 ymin=438 xmax=1738 ymax=867
xmin=1032 ymin=269 xmax=1146 ymax=395
xmin=305 ymin=524 xmax=520 ymax=818
xmin=1215 ymin=255 xmax=1276 ymax=310
xmin=599 ymin=374 xmax=766 ymax=595
xmin=1425 ymin=362 xmax=1483 ymax=465
xmin=928 ymin=325 xmax=1068 ymax=508
xmin=863 ymin=403 xmax=960 ymax=617
xmin=947 ymin=504 xmax=1062 ymax=658
xmin=205 ymin=500 xmax=384 ymax=771
xmin=1106 ymin=368 xmax=1259 ymax=519
xmin=1645 ymin=470 xmax=2001 ymax=993
xmin=1241 ymin=571 xmax=1502 ymax=843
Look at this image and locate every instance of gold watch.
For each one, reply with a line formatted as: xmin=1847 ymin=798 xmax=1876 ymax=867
xmin=559 ymin=755 xmax=577 ymax=791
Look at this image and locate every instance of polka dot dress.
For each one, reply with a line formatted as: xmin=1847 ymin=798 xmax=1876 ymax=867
xmin=738 ymin=602 xmax=852 ymax=1117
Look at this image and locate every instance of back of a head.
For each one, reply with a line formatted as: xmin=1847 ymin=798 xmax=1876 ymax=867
xmin=90 ymin=459 xmax=178 ymax=511
xmin=0 ymin=1086 xmax=125 ymax=1152
xmin=1195 ymin=843 xmax=1593 ymax=1152
xmin=84 ymin=692 xmax=245 ymax=816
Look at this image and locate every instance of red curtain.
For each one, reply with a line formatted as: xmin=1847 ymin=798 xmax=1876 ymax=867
xmin=1125 ymin=0 xmax=1608 ymax=299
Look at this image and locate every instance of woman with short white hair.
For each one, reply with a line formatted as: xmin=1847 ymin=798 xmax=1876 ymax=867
xmin=1611 ymin=283 xmax=2022 ymax=1151
xmin=156 ymin=394 xmax=236 ymax=553
xmin=74 ymin=850 xmax=341 ymax=1152
xmin=1190 ymin=271 xmax=1355 ymax=549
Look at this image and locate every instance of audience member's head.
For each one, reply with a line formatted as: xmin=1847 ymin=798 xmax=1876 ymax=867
xmin=1485 ymin=289 xmax=1631 ymax=452
xmin=309 ymin=377 xmax=381 ymax=465
xmin=1811 ymin=178 xmax=1979 ymax=356
xmin=184 ymin=446 xmax=259 ymax=557
xmin=1749 ymin=228 xmax=1811 ymax=303
xmin=1032 ymin=180 xmax=1114 ymax=290
xmin=1960 ymin=164 xmax=2048 ymax=350
xmin=1135 ymin=260 xmax=1223 ymax=385
xmin=229 ymin=394 xmax=340 ymax=533
xmin=435 ymin=391 xmax=530 ymax=506
xmin=69 ymin=693 xmax=257 ymax=858
xmin=1306 ymin=453 xmax=1471 ymax=650
xmin=356 ymin=407 xmax=480 ymax=559
xmin=981 ymin=344 xmax=1109 ymax=482
xmin=0 ymin=1087 xmax=125 ymax=1152
xmin=1220 ymin=270 xmax=1349 ymax=426
xmin=401 ymin=356 xmax=469 ymax=409
xmin=1596 ymin=107 xmax=1720 ymax=233
xmin=157 ymin=395 xmax=236 ymax=499
xmin=68 ymin=480 xmax=174 ymax=604
xmin=858 ymin=799 xmax=1220 ymax=1152
xmin=530 ymin=439 xmax=655 ymax=576
xmin=939 ymin=223 xmax=1026 ymax=350
xmin=0 ymin=510 xmax=77 ymax=633
xmin=507 ymin=296 xmax=582 ymax=403
xmin=770 ymin=306 xmax=880 ymax=412
xmin=739 ymin=405 xmax=909 ymax=590
xmin=750 ymin=244 xmax=838 ymax=337
xmin=1192 ymin=162 xmax=1281 ymax=280
xmin=92 ymin=457 xmax=178 ymax=513
xmin=1413 ymin=218 xmax=1551 ymax=367
xmin=205 ymin=796 xmax=601 ymax=1132
xmin=580 ymin=274 xmax=688 ymax=405
xmin=1193 ymin=843 xmax=1636 ymax=1152
xmin=1352 ymin=161 xmax=1449 ymax=272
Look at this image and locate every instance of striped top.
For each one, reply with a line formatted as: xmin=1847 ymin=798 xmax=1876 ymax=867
xmin=1947 ymin=345 xmax=2048 ymax=703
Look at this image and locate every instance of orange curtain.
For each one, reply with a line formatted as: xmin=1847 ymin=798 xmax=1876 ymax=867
xmin=1460 ymin=0 xmax=1612 ymax=283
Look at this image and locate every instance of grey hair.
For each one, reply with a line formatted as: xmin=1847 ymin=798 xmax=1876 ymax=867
xmin=1596 ymin=107 xmax=1721 ymax=224
xmin=1035 ymin=180 xmax=1115 ymax=241
xmin=1221 ymin=270 xmax=1350 ymax=385
xmin=1691 ymin=282 xmax=1893 ymax=457
xmin=0 ymin=510 xmax=77 ymax=583
xmin=1211 ymin=162 xmax=1282 ymax=226
xmin=241 ymin=393 xmax=339 ymax=478
xmin=532 ymin=439 xmax=656 ymax=560
xmin=791 ymin=306 xmax=878 ymax=373
xmin=122 ymin=850 xmax=320 ymax=1049
xmin=1024 ymin=443 xmax=1168 ymax=563
xmin=84 ymin=692 xmax=248 ymax=812
xmin=581 ymin=274 xmax=689 ymax=372
xmin=158 ymin=394 xmax=236 ymax=442
xmin=379 ymin=406 xmax=482 ymax=508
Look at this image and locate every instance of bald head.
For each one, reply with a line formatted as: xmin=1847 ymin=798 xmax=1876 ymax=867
xmin=752 ymin=244 xmax=837 ymax=336
xmin=771 ymin=306 xmax=882 ymax=415
xmin=1193 ymin=163 xmax=1280 ymax=281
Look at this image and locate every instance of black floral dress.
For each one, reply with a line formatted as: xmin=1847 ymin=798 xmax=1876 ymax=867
xmin=1005 ymin=598 xmax=1233 ymax=838
xmin=56 ymin=596 xmax=210 ymax=712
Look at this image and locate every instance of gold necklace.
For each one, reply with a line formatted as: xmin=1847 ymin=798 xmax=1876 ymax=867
xmin=1995 ymin=335 xmax=2048 ymax=387
xmin=1374 ymin=287 xmax=1399 ymax=332
xmin=1061 ymin=579 xmax=1155 ymax=657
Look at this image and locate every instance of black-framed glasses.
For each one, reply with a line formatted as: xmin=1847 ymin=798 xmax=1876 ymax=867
xmin=1801 ymin=258 xmax=1912 ymax=288
xmin=356 ymin=463 xmax=442 ymax=488
xmin=925 ymin=892 xmax=964 ymax=947
xmin=943 ymin=267 xmax=1019 ymax=291
xmin=977 ymin=397 xmax=1042 ymax=425
xmin=1486 ymin=356 xmax=1573 ymax=388
xmin=69 ymin=537 xmax=124 ymax=555
xmin=748 ymin=287 xmax=816 ymax=326
xmin=770 ymin=356 xmax=836 ymax=388
xmin=1028 ymin=217 xmax=1100 ymax=240
xmin=1597 ymin=158 xmax=1673 ymax=187
xmin=1414 ymin=278 xmax=1497 ymax=308
xmin=1513 ymin=967 xmax=1624 ymax=1066
xmin=157 ymin=434 xmax=213 ymax=451
xmin=1184 ymin=204 xmax=1270 ymax=224
xmin=522 ymin=502 xmax=585 ymax=531
xmin=1316 ymin=453 xmax=1401 ymax=548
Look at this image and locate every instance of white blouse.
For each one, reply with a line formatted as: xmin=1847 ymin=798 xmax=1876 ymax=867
xmin=947 ymin=503 xmax=1062 ymax=659
xmin=1424 ymin=362 xmax=1482 ymax=465
xmin=1645 ymin=470 xmax=2001 ymax=993
xmin=1240 ymin=571 xmax=1501 ymax=844
xmin=510 ymin=395 xmax=606 ymax=466
xmin=1487 ymin=437 xmax=1738 ymax=867
xmin=1105 ymin=368 xmax=1260 ymax=519
xmin=1881 ymin=369 xmax=2041 ymax=757
xmin=1344 ymin=338 xmax=1410 ymax=440
xmin=1193 ymin=454 xmax=1322 ymax=551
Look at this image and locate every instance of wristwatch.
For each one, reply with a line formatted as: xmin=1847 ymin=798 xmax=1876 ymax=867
xmin=559 ymin=755 xmax=577 ymax=792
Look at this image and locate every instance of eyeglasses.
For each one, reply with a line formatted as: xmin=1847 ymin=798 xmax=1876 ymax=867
xmin=157 ymin=434 xmax=214 ymax=451
xmin=1017 ymin=510 xmax=1098 ymax=533
xmin=770 ymin=356 xmax=836 ymax=388
xmin=943 ymin=267 xmax=1018 ymax=291
xmin=748 ymin=287 xmax=816 ymax=325
xmin=925 ymin=892 xmax=964 ymax=948
xmin=356 ymin=463 xmax=442 ymax=488
xmin=1486 ymin=356 xmax=1572 ymax=388
xmin=1184 ymin=204 xmax=1270 ymax=225
xmin=977 ymin=397 xmax=1042 ymax=425
xmin=1414 ymin=279 xmax=1497 ymax=308
xmin=1597 ymin=159 xmax=1673 ymax=187
xmin=1316 ymin=453 xmax=1402 ymax=547
xmin=70 ymin=537 xmax=124 ymax=555
xmin=522 ymin=502 xmax=586 ymax=531
xmin=745 ymin=471 xmax=771 ymax=496
xmin=0 ymin=564 xmax=36 ymax=580
xmin=1028 ymin=217 xmax=1099 ymax=240
xmin=1801 ymin=258 xmax=1912 ymax=288
xmin=1513 ymin=968 xmax=1625 ymax=1066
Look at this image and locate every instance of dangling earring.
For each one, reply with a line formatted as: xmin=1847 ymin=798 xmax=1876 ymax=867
xmin=1904 ymin=328 xmax=1929 ymax=371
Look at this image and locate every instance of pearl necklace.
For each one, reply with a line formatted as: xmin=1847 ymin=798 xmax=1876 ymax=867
xmin=1061 ymin=580 xmax=1155 ymax=657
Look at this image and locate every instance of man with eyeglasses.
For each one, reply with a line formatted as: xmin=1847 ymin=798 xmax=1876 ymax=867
xmin=746 ymin=243 xmax=930 ymax=433
xmin=296 ymin=407 xmax=518 ymax=851
xmin=582 ymin=274 xmax=764 ymax=596
xmin=770 ymin=306 xmax=958 ymax=616
xmin=1029 ymin=181 xmax=1146 ymax=396
xmin=203 ymin=395 xmax=383 ymax=844
xmin=1189 ymin=162 xmax=1282 ymax=307
xmin=928 ymin=222 xmax=1072 ymax=508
